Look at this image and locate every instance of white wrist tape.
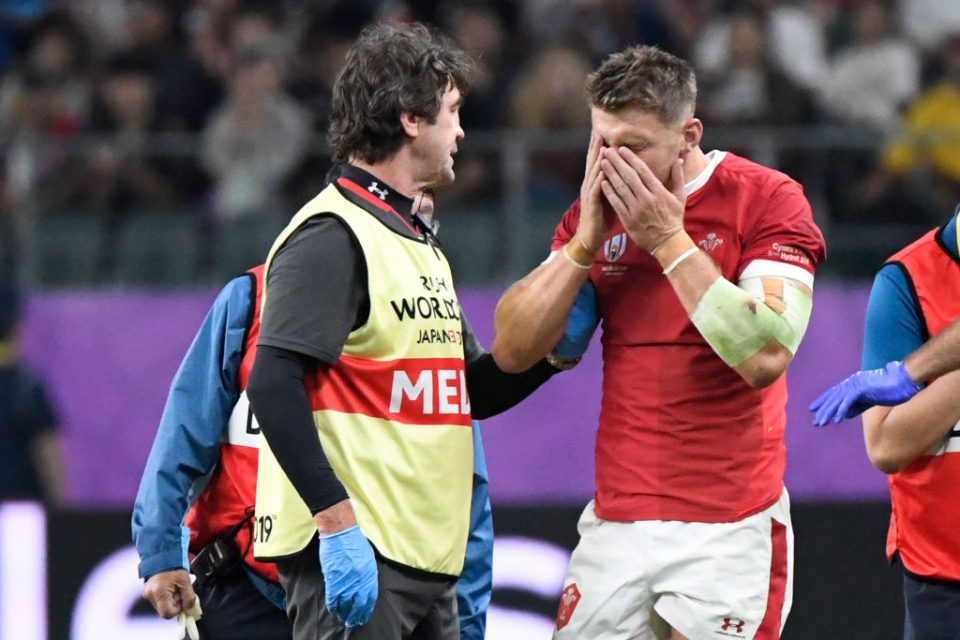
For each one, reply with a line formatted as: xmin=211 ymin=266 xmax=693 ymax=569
xmin=690 ymin=276 xmax=813 ymax=367
xmin=662 ymin=247 xmax=699 ymax=275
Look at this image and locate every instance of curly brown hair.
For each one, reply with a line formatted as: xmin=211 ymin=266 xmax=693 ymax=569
xmin=328 ymin=22 xmax=473 ymax=164
xmin=587 ymin=45 xmax=697 ymax=125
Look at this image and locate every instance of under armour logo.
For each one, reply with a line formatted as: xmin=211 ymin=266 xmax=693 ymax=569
xmin=368 ymin=182 xmax=388 ymax=200
xmin=721 ymin=618 xmax=745 ymax=633
xmin=699 ymin=232 xmax=724 ymax=252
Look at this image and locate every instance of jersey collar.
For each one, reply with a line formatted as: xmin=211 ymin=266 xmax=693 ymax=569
xmin=332 ymin=164 xmax=424 ymax=240
xmin=684 ymin=150 xmax=726 ymax=197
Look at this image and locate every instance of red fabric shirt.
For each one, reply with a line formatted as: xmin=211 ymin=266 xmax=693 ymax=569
xmin=552 ymin=152 xmax=825 ymax=522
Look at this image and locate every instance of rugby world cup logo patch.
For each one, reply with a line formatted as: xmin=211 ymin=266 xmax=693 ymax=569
xmin=604 ymin=232 xmax=627 ymax=262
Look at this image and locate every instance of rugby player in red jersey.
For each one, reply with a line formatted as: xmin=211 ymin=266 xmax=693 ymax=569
xmin=493 ymin=45 xmax=825 ymax=640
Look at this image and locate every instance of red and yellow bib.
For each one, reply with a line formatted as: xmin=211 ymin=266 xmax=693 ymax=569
xmin=255 ymin=182 xmax=473 ymax=576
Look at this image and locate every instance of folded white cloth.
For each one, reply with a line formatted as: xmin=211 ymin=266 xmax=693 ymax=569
xmin=176 ymin=597 xmax=203 ymax=640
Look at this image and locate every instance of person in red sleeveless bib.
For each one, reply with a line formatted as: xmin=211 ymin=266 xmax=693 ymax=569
xmin=132 ymin=265 xmax=291 ymax=640
xmin=812 ymin=210 xmax=960 ymax=639
xmin=493 ymin=45 xmax=825 ymax=640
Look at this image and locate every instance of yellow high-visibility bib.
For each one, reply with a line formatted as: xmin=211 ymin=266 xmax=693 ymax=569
xmin=254 ymin=182 xmax=473 ymax=576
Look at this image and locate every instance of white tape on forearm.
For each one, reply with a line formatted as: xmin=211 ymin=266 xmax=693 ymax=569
xmin=690 ymin=277 xmax=813 ymax=367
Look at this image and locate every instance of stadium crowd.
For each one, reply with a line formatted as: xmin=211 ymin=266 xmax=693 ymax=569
xmin=3 ymin=0 xmax=960 ymax=285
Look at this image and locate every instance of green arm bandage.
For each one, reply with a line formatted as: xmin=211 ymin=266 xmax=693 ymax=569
xmin=689 ymin=276 xmax=813 ymax=367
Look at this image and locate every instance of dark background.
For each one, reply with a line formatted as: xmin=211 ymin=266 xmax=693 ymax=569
xmin=47 ymin=502 xmax=902 ymax=640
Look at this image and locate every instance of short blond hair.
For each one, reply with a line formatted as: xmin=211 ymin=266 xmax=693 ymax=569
xmin=587 ymin=45 xmax=697 ymax=125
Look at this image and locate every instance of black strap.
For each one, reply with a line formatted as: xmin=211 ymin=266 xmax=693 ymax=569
xmin=225 ymin=508 xmax=255 ymax=539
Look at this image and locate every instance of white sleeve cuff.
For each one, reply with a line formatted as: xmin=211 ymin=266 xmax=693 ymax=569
xmin=738 ymin=259 xmax=815 ymax=289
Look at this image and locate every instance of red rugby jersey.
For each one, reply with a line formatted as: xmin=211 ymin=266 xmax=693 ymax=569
xmin=552 ymin=151 xmax=825 ymax=522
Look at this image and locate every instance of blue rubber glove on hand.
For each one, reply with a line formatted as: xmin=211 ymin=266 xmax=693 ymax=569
xmin=318 ymin=525 xmax=378 ymax=628
xmin=810 ymin=361 xmax=921 ymax=426
xmin=553 ymin=281 xmax=600 ymax=359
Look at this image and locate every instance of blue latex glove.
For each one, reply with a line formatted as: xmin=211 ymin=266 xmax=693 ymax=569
xmin=318 ymin=525 xmax=378 ymax=627
xmin=553 ymin=281 xmax=600 ymax=359
xmin=810 ymin=361 xmax=921 ymax=426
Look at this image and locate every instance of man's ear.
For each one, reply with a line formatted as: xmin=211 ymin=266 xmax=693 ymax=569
xmin=681 ymin=117 xmax=703 ymax=153
xmin=400 ymin=112 xmax=419 ymax=138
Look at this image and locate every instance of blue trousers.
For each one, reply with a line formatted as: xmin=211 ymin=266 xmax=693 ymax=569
xmin=189 ymin=566 xmax=292 ymax=640
xmin=903 ymin=571 xmax=960 ymax=640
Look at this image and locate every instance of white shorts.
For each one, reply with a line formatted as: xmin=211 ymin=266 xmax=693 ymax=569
xmin=553 ymin=490 xmax=793 ymax=640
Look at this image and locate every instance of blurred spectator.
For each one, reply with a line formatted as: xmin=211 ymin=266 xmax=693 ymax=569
xmin=287 ymin=6 xmax=369 ymax=131
xmin=284 ymin=5 xmax=371 ymax=203
xmin=522 ymin=0 xmax=700 ymax=60
xmin=228 ymin=1 xmax=285 ymax=51
xmin=696 ymin=0 xmax=829 ymax=95
xmin=0 ymin=13 xmax=90 ymax=211
xmin=58 ymin=54 xmax=198 ymax=220
xmin=63 ymin=0 xmax=128 ymax=54
xmin=179 ymin=0 xmax=241 ymax=79
xmin=0 ymin=13 xmax=90 ymax=128
xmin=195 ymin=0 xmax=241 ymax=24
xmin=125 ymin=0 xmax=176 ymax=50
xmin=0 ymin=0 xmax=51 ymax=73
xmin=202 ymin=43 xmax=309 ymax=220
xmin=120 ymin=0 xmax=223 ymax=132
xmin=581 ymin=0 xmax=699 ymax=59
xmin=0 ymin=288 xmax=64 ymax=507
xmin=519 ymin=0 xmax=576 ymax=47
xmin=509 ymin=45 xmax=591 ymax=131
xmin=898 ymin=0 xmax=960 ymax=54
xmin=853 ymin=32 xmax=960 ymax=223
xmin=445 ymin=2 xmax=513 ymax=130
xmin=820 ymin=0 xmax=920 ymax=131
xmin=507 ymin=44 xmax=592 ymax=205
xmin=183 ymin=1 xmax=234 ymax=83
xmin=763 ymin=0 xmax=830 ymax=92
xmin=438 ymin=1 xmax=516 ymax=205
xmin=698 ymin=8 xmax=814 ymax=125
xmin=2 ymin=67 xmax=79 ymax=204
